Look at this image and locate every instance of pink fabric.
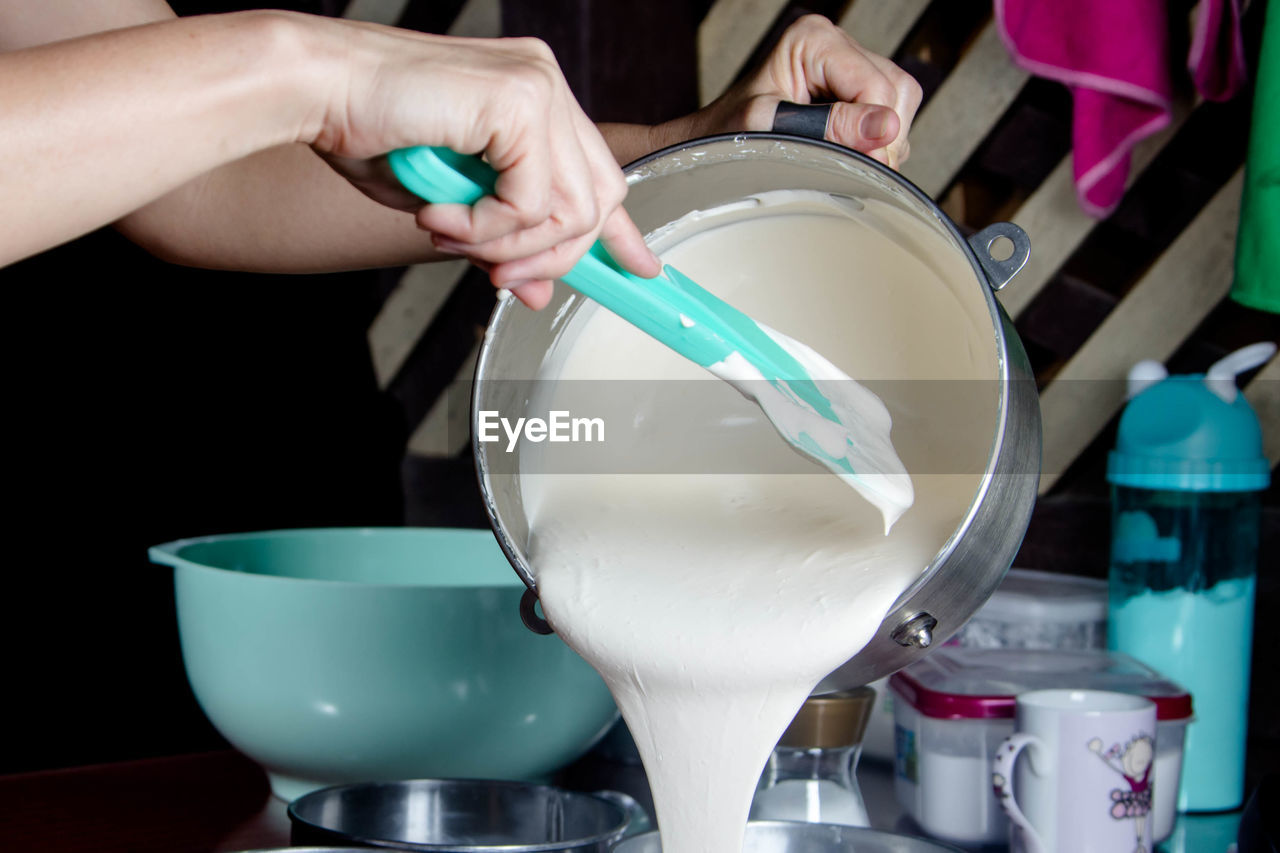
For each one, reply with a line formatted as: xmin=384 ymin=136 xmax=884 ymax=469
xmin=1190 ymin=0 xmax=1248 ymax=100
xmin=995 ymin=0 xmax=1247 ymax=217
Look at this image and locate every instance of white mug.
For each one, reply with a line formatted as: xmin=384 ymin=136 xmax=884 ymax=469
xmin=992 ymin=689 xmax=1157 ymax=853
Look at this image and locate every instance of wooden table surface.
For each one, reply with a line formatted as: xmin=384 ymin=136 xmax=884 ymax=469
xmin=0 ymin=751 xmax=293 ymax=852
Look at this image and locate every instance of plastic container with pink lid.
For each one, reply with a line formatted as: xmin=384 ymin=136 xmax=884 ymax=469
xmin=888 ymin=647 xmax=1192 ymax=847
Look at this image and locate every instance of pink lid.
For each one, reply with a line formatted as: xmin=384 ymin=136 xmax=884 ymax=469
xmin=889 ymin=648 xmax=1193 ymax=722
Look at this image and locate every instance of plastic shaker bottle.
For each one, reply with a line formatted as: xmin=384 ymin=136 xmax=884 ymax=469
xmin=1107 ymin=342 xmax=1275 ymax=812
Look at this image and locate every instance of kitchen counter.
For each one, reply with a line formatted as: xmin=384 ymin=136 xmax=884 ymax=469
xmin=0 ymin=750 xmax=1242 ymax=852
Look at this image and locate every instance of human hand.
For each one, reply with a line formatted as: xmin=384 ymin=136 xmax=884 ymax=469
xmin=677 ymin=15 xmax=922 ymax=169
xmin=302 ymin=19 xmax=661 ymax=308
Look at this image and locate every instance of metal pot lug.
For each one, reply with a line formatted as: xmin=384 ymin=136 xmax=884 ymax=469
xmin=891 ymin=612 xmax=938 ymax=649
xmin=968 ymin=222 xmax=1030 ymax=291
xmin=520 ymin=587 xmax=555 ymax=635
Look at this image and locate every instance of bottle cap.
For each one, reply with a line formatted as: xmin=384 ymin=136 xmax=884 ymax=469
xmin=1107 ymin=343 xmax=1273 ymax=493
xmin=778 ymin=686 xmax=876 ymax=749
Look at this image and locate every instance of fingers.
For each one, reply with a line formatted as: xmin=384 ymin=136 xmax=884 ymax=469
xmin=507 ymin=280 xmax=555 ymax=310
xmin=826 ymin=103 xmax=901 ymax=165
xmin=416 ymin=64 xmax=656 ymax=297
xmin=322 ymin=27 xmax=654 ymax=307
xmin=423 ymin=100 xmax=658 ymax=289
xmin=854 ymin=50 xmax=923 ymax=167
xmin=749 ymin=14 xmax=922 ymax=169
xmin=486 ymin=204 xmax=659 ymax=287
xmin=597 ymin=206 xmax=663 ymax=279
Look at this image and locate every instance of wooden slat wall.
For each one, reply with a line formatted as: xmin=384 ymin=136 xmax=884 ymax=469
xmin=899 ymin=21 xmax=1030 ymax=197
xmin=837 ymin=0 xmax=931 ymax=56
xmin=998 ymin=104 xmax=1195 ymax=318
xmin=697 ymin=0 xmax=791 ymax=105
xmin=408 ymin=341 xmax=480 ymax=457
xmin=342 ymin=0 xmax=409 ymax=26
xmin=1037 ymin=170 xmax=1245 ymax=489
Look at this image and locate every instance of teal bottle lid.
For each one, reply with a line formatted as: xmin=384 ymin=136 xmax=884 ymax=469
xmin=1107 ymin=343 xmax=1274 ymax=493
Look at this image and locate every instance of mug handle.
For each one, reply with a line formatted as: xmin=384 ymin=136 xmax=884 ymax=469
xmin=993 ymin=733 xmax=1051 ymax=853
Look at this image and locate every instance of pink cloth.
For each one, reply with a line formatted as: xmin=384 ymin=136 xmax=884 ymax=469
xmin=995 ymin=0 xmax=1247 ymax=217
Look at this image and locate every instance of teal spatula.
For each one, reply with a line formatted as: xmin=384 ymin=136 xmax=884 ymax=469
xmin=388 ymin=146 xmax=913 ymax=526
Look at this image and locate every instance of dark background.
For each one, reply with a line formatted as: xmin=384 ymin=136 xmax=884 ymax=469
xmin=2 ymin=0 xmax=1275 ymax=796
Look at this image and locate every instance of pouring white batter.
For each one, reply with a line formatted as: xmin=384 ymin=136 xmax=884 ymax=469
xmin=518 ymin=192 xmax=999 ymax=853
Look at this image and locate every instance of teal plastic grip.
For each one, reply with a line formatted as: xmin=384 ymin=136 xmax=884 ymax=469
xmin=386 ymin=146 xmax=831 ymax=400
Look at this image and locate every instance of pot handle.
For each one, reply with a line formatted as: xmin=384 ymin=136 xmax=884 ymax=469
xmin=968 ymin=222 xmax=1031 ymax=292
xmin=771 ymin=102 xmax=833 ymax=139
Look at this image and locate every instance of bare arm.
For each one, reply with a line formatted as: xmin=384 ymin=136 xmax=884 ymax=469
xmin=0 ymin=10 xmax=325 ymax=266
xmin=0 ymin=2 xmax=427 ymax=272
xmin=0 ymin=3 xmax=659 ymax=304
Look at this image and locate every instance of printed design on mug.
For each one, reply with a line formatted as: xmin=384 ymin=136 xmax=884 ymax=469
xmin=1088 ymin=734 xmax=1153 ymax=853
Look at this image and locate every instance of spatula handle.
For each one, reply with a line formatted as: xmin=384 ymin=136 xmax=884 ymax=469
xmin=387 ymin=146 xmax=739 ymax=368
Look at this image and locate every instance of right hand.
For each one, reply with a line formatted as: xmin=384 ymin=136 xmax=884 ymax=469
xmin=668 ymin=15 xmax=922 ymax=169
xmin=300 ymin=18 xmax=661 ymax=308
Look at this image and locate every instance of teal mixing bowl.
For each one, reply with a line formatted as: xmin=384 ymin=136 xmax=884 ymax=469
xmin=149 ymin=528 xmax=617 ymax=801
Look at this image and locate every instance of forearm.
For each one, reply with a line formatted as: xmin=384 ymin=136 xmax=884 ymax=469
xmin=0 ymin=11 xmax=324 ymax=266
xmin=598 ymin=112 xmax=715 ymax=167
xmin=119 ymin=143 xmax=448 ymax=273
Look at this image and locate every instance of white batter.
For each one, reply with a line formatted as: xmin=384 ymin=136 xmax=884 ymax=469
xmin=520 ymin=192 xmax=999 ymax=853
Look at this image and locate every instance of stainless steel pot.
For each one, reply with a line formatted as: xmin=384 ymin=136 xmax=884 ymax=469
xmin=613 ymin=821 xmax=965 ymax=853
xmin=288 ymin=779 xmax=644 ymax=853
xmin=471 ymin=134 xmax=1041 ymax=691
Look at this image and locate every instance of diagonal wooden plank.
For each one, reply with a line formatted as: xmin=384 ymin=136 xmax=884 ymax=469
xmin=1243 ymin=356 xmax=1280 ymax=467
xmin=342 ymin=0 xmax=409 ymax=25
xmin=698 ymin=0 xmax=791 ymax=105
xmin=999 ymin=103 xmax=1196 ymax=318
xmin=447 ymin=0 xmax=500 ymax=38
xmin=838 ymin=0 xmax=932 ymax=57
xmin=900 ymin=20 xmax=1030 ymax=197
xmin=407 ymin=340 xmax=481 ymax=457
xmin=368 ymin=260 xmax=468 ymax=388
xmin=1037 ymin=169 xmax=1245 ymax=493
xmin=364 ymin=0 xmax=500 ymax=389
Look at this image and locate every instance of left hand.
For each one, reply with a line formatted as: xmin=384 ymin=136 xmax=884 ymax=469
xmin=660 ymin=15 xmax=922 ymax=169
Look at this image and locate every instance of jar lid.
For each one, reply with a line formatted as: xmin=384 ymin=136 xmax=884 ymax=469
xmin=888 ymin=648 xmax=1193 ymax=722
xmin=1108 ymin=356 xmax=1272 ymax=493
xmin=970 ymin=568 xmax=1107 ymax=625
xmin=778 ymin=686 xmax=876 ymax=748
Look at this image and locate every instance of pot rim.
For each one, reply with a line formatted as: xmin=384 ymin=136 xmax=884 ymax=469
xmin=288 ymin=778 xmax=630 ymax=853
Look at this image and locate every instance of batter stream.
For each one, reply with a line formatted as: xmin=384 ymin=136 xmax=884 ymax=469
xmin=519 ymin=192 xmax=999 ymax=853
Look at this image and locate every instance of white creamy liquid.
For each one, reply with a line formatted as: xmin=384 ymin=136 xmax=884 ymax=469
xmin=518 ymin=192 xmax=999 ymax=853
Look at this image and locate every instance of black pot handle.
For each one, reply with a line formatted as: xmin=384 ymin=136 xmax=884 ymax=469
xmin=771 ymin=101 xmax=833 ymax=140
xmin=520 ymin=586 xmax=555 ymax=635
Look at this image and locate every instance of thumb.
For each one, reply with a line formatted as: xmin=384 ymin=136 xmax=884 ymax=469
xmin=826 ymin=103 xmax=900 ymax=163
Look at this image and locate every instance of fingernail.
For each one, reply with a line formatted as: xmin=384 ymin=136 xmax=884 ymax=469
xmin=860 ymin=109 xmax=890 ymax=141
xmin=648 ymin=248 xmax=663 ymax=270
xmin=501 ymin=278 xmax=537 ymax=291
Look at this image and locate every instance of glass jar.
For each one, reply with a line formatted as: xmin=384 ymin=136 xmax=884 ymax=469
xmin=751 ymin=686 xmax=875 ymax=826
